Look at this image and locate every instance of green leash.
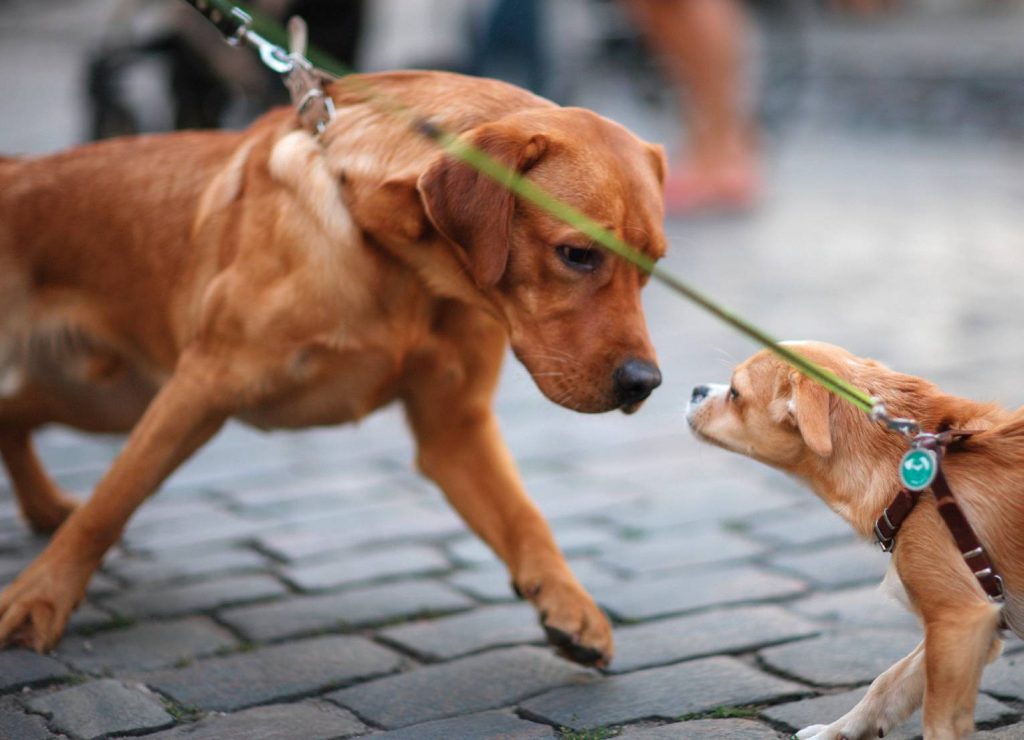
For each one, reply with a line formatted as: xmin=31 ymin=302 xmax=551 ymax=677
xmin=181 ymin=0 xmax=893 ymax=424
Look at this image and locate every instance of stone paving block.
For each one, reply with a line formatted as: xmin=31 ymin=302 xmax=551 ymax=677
xmin=447 ymin=559 xmax=620 ymax=603
xmin=598 ymin=484 xmax=796 ymax=533
xmin=59 ymin=616 xmax=237 ymax=673
xmin=84 ymin=571 xmax=120 ymax=598
xmin=219 ymin=579 xmax=474 ymax=642
xmin=789 ymin=583 xmax=919 ymax=629
xmin=145 ymin=635 xmax=402 ymax=712
xmin=595 ymin=566 xmax=808 ymax=622
xmin=520 ymin=473 xmax=647 ymax=520
xmin=0 ymin=648 xmax=70 ymax=692
xmin=143 ymin=699 xmax=366 ymax=739
xmin=0 ymin=698 xmax=53 ymax=740
xmin=618 ymin=719 xmax=782 ymax=738
xmin=768 ymin=540 xmax=890 ymax=589
xmin=375 ymin=709 xmax=557 ymax=739
xmin=597 ymin=529 xmax=765 ymax=576
xmin=104 ymin=547 xmax=269 ymax=585
xmin=760 ymin=628 xmax=922 ymax=686
xmin=25 ymin=679 xmax=173 ymax=739
xmin=762 ymin=686 xmax=1017 ymax=740
xmin=447 ymin=521 xmax=612 ymax=566
xmin=102 ymin=573 xmax=287 ymax=618
xmin=328 ymin=645 xmax=596 ymax=729
xmin=976 ymin=727 xmax=1024 ymax=740
xmin=256 ymin=501 xmax=463 ymax=561
xmin=982 ymin=652 xmax=1024 ymax=701
xmin=380 ymin=603 xmax=543 ymax=660
xmin=122 ymin=509 xmax=272 ymax=552
xmin=742 ymin=505 xmax=855 ymax=549
xmin=281 ymin=544 xmax=451 ymax=592
xmin=610 ymin=605 xmax=820 ymax=673
xmin=520 ymin=656 xmax=806 ymax=731
xmin=66 ymin=602 xmax=116 ymax=634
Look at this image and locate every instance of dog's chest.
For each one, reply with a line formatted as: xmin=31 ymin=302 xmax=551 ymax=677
xmin=240 ymin=342 xmax=403 ymax=430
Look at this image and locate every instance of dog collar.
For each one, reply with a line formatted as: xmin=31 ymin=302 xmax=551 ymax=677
xmin=874 ymin=430 xmax=1005 ymax=604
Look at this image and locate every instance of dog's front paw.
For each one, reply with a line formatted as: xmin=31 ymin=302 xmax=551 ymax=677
xmin=515 ymin=570 xmax=613 ymax=667
xmin=0 ymin=558 xmax=86 ymax=652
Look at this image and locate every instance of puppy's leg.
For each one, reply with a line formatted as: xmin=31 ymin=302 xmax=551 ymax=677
xmin=797 ymin=640 xmax=926 ymax=740
xmin=0 ymin=431 xmax=79 ymax=533
xmin=0 ymin=350 xmax=231 ymax=651
xmin=922 ymin=604 xmax=1002 ymax=739
xmin=404 ymin=391 xmax=613 ymax=666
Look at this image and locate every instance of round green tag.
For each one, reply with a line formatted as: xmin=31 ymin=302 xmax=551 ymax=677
xmin=900 ymin=448 xmax=937 ymax=491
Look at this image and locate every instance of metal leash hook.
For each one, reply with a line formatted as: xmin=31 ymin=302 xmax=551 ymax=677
xmin=869 ymin=399 xmax=920 ymax=440
xmin=222 ymin=6 xmax=293 ymax=74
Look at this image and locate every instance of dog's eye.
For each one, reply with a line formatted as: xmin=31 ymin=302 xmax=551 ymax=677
xmin=729 ymin=385 xmax=740 ymax=401
xmin=556 ymin=245 xmax=602 ymax=272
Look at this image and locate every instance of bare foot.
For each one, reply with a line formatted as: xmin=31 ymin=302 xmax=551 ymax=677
xmin=663 ymin=156 xmax=760 ymax=215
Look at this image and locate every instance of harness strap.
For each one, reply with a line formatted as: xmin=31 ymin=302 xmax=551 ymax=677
xmin=874 ymin=431 xmax=1005 ymax=603
xmin=874 ymin=488 xmax=921 ymax=552
xmin=931 ymin=466 xmax=1005 ymax=601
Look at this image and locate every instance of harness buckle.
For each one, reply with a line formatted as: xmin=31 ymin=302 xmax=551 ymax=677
xmin=874 ymin=521 xmax=895 ymax=552
xmin=993 ymin=574 xmax=1006 ymax=603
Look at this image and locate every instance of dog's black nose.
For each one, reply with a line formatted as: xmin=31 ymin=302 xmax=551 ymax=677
xmin=614 ymin=359 xmax=662 ymax=406
xmin=691 ymin=384 xmax=711 ymax=404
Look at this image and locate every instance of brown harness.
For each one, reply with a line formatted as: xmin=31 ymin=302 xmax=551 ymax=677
xmin=874 ymin=431 xmax=1005 ymax=603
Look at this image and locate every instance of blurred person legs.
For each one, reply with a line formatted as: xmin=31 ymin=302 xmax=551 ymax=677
xmin=88 ymin=0 xmax=364 ymax=139
xmin=469 ymin=0 xmax=547 ymax=96
xmin=623 ymin=0 xmax=758 ymax=214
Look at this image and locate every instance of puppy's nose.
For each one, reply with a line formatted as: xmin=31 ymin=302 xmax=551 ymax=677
xmin=691 ymin=385 xmax=711 ymax=404
xmin=614 ymin=359 xmax=662 ymax=406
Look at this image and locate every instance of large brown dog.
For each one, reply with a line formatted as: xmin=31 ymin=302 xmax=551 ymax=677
xmin=687 ymin=341 xmax=1024 ymax=739
xmin=0 ymin=70 xmax=667 ymax=663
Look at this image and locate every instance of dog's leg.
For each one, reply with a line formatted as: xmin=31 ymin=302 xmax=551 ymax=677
xmin=797 ymin=640 xmax=926 ymax=740
xmin=921 ymin=604 xmax=1002 ymax=739
xmin=0 ymin=350 xmax=230 ymax=651
xmin=0 ymin=431 xmax=80 ymax=533
xmin=404 ymin=384 xmax=613 ymax=666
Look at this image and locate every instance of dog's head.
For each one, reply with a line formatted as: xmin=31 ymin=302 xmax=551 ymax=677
xmin=686 ymin=342 xmax=926 ymax=474
xmin=416 ymin=107 xmax=666 ymax=413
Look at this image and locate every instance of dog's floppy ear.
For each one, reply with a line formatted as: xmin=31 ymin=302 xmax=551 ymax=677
xmin=790 ymin=374 xmax=834 ymax=457
xmin=417 ymin=123 xmax=548 ymax=288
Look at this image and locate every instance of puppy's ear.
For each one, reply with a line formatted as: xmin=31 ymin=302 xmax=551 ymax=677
xmin=791 ymin=375 xmax=833 ymax=457
xmin=418 ymin=124 xmax=548 ymax=288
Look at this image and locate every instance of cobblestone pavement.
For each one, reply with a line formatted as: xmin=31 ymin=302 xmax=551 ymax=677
xmin=4 ymin=1 xmax=1024 ymax=738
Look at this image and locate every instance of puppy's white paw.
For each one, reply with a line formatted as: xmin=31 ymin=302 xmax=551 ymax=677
xmin=794 ymin=725 xmax=830 ymax=740
xmin=795 ymin=721 xmax=877 ymax=740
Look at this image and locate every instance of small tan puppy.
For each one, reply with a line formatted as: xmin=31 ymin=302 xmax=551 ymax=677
xmin=687 ymin=341 xmax=1023 ymax=740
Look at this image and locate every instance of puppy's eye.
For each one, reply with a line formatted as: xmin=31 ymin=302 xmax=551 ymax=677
xmin=728 ymin=385 xmax=740 ymax=401
xmin=556 ymin=245 xmax=602 ymax=272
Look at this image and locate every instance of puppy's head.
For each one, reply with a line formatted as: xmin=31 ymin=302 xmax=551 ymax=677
xmin=686 ymin=342 xmax=888 ymax=472
xmin=418 ymin=108 xmax=666 ymax=413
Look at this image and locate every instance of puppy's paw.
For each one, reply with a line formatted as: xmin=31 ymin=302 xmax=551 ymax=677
xmin=0 ymin=559 xmax=84 ymax=652
xmin=795 ymin=721 xmax=877 ymax=740
xmin=514 ymin=570 xmax=613 ymax=667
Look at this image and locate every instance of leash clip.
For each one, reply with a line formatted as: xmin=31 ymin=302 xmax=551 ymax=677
xmin=870 ymin=400 xmax=920 ymax=439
